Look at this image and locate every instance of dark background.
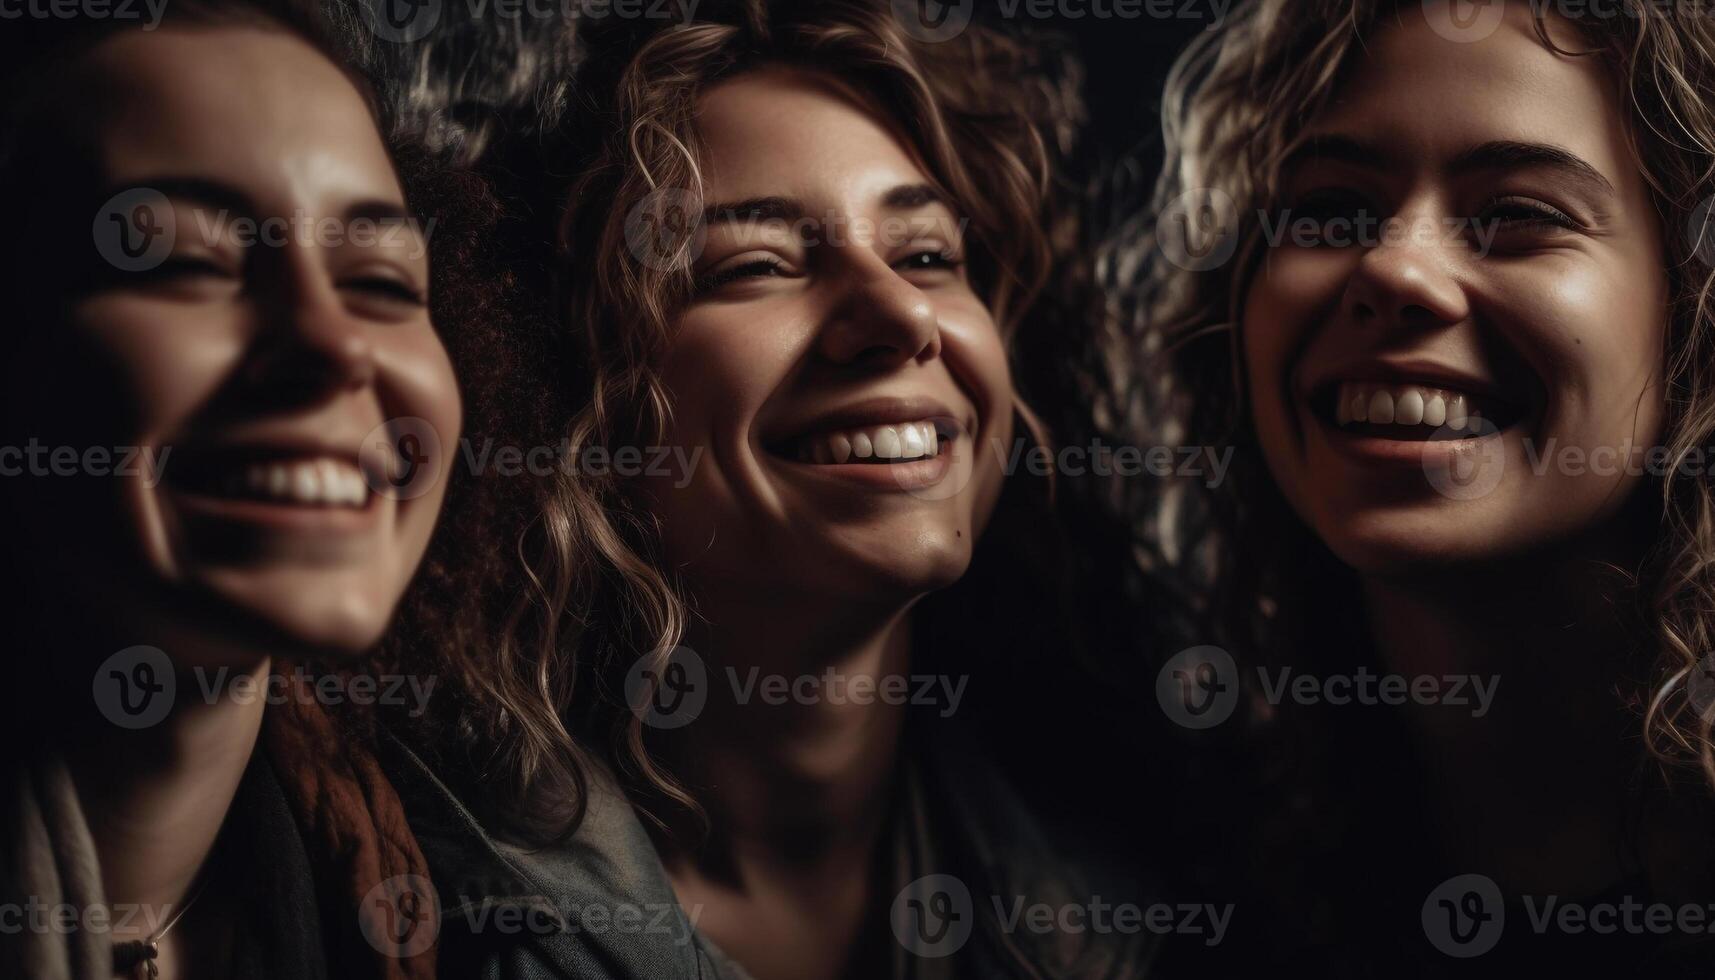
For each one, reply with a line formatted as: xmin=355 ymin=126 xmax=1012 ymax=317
xmin=974 ymin=4 xmax=1218 ymax=184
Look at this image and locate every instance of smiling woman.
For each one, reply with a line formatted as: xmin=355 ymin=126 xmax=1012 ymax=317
xmin=388 ymin=1 xmax=1152 ymax=978
xmin=1114 ymin=0 xmax=1715 ymax=973
xmin=0 ymin=3 xmax=466 ymax=978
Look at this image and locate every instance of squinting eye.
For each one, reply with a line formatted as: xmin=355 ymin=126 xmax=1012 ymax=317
xmin=148 ymin=256 xmax=231 ymax=281
xmin=693 ymin=257 xmax=786 ymax=293
xmin=895 ymin=251 xmax=962 ymax=273
xmin=1478 ymin=197 xmax=1578 ymax=231
xmin=342 ymin=276 xmax=426 ymax=306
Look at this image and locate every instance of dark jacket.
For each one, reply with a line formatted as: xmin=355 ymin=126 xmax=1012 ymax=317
xmin=378 ymin=717 xmax=1157 ymax=980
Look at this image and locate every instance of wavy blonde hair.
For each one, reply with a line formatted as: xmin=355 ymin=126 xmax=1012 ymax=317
xmin=404 ymin=0 xmax=1081 ymax=840
xmin=1105 ymin=0 xmax=1715 ymax=876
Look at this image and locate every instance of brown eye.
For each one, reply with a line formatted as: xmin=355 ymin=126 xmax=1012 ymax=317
xmin=895 ymin=251 xmax=960 ymax=272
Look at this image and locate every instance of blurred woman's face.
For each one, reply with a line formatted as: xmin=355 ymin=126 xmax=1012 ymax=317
xmin=640 ymin=68 xmax=1014 ymax=606
xmin=1243 ymin=6 xmax=1668 ymax=574
xmin=8 ymin=27 xmax=459 ymax=661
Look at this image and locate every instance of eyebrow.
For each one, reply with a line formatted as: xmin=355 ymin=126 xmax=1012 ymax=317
xmin=1282 ymin=135 xmax=1615 ymax=197
xmin=114 ymin=177 xmax=415 ymax=227
xmin=701 ymin=183 xmax=954 ymax=227
xmin=124 ymin=176 xmax=257 ymax=216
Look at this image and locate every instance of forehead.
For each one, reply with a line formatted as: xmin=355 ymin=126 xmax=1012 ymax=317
xmin=63 ymin=25 xmax=399 ymax=204
xmin=1309 ymin=7 xmax=1630 ymax=178
xmin=694 ymin=67 xmax=933 ymax=208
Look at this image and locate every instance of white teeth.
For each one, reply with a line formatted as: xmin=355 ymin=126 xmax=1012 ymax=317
xmin=795 ymin=419 xmax=944 ymax=464
xmin=291 ymin=464 xmax=320 ymax=503
xmin=1424 ymin=394 xmax=1446 ymax=427
xmin=1447 ymin=394 xmax=1468 ymax=431
xmin=1396 ymin=389 xmax=1424 ymax=426
xmin=1367 ymin=389 xmax=1395 ymax=424
xmin=901 ymin=424 xmax=925 ymax=459
xmin=874 ymin=426 xmax=902 ymax=460
xmin=233 ymin=458 xmax=368 ymax=507
xmin=1334 ymin=382 xmax=1495 ymax=435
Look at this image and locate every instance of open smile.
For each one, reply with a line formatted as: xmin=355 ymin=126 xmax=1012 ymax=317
xmin=765 ymin=397 xmax=971 ymax=491
xmin=162 ymin=444 xmax=384 ymax=531
xmin=1313 ymin=380 xmax=1525 ymax=442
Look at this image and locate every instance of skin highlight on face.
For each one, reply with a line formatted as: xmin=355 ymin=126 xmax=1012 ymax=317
xmin=13 ymin=26 xmax=461 ymax=667
xmin=640 ymin=67 xmax=1015 ymax=607
xmin=1242 ymin=5 xmax=1668 ymax=574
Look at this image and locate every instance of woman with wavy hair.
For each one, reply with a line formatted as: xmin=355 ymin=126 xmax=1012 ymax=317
xmin=0 ymin=2 xmax=588 ymax=977
xmin=392 ymin=1 xmax=1155 ymax=977
xmin=1110 ymin=0 xmax=1715 ymax=973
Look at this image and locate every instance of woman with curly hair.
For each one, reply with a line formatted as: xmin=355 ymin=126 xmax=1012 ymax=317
xmin=0 ymin=2 xmax=594 ymax=977
xmin=0 ymin=2 xmax=468 ymax=977
xmin=391 ymin=1 xmax=1158 ymax=977
xmin=1111 ymin=0 xmax=1715 ymax=973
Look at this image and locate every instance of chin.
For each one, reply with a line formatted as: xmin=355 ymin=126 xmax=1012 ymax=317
xmin=835 ymin=530 xmax=974 ymax=599
xmin=195 ymin=567 xmax=400 ymax=660
xmin=1314 ymin=506 xmax=1529 ymax=577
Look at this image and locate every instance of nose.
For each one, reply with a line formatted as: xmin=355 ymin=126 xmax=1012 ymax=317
xmin=1341 ymin=208 xmax=1470 ymax=332
xmin=244 ymin=251 xmax=377 ymax=398
xmin=816 ymin=261 xmax=943 ymax=369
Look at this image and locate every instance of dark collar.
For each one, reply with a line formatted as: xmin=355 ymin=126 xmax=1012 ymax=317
xmin=373 ymin=729 xmax=714 ymax=979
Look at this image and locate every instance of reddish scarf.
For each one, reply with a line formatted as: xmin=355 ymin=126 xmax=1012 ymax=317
xmin=263 ymin=679 xmax=438 ymax=980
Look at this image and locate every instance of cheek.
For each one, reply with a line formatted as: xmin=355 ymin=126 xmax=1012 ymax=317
xmin=934 ymin=302 xmax=1013 ymax=523
xmin=376 ymin=325 xmax=461 ymax=556
xmin=1242 ymin=251 xmax=1353 ymax=394
xmin=377 ymin=326 xmax=462 ymax=452
xmin=57 ymin=298 xmax=245 ymax=444
xmin=1502 ymin=264 xmax=1665 ymax=440
xmin=657 ymin=305 xmax=806 ymax=446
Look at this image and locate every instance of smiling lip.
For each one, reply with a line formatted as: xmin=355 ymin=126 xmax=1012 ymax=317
xmin=161 ymin=438 xmax=386 ymax=532
xmin=766 ymin=395 xmax=968 ymax=491
xmin=1303 ymin=356 xmax=1529 ymax=456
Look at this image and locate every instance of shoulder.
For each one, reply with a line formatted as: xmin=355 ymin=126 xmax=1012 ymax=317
xmin=375 ymin=730 xmax=721 ymax=980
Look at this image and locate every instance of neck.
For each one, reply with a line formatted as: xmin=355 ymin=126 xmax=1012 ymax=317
xmin=657 ymin=592 xmax=914 ymax=877
xmin=61 ymin=654 xmax=268 ymax=959
xmin=1357 ymin=531 xmax=1645 ymax=895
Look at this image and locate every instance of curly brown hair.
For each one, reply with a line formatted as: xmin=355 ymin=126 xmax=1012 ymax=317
xmin=1102 ymin=0 xmax=1715 ymax=961
xmin=394 ymin=0 xmax=1111 ymax=843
